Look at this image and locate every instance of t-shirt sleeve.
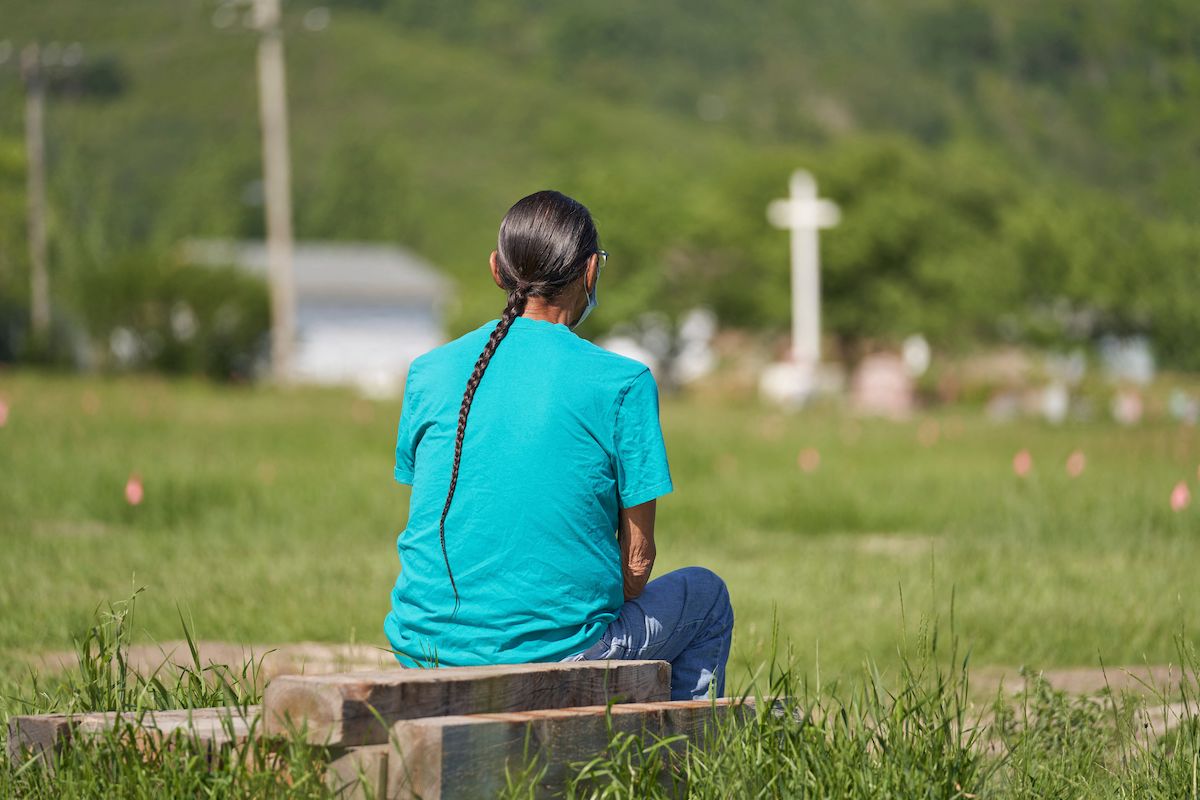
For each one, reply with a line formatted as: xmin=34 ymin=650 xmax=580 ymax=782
xmin=393 ymin=366 xmax=421 ymax=485
xmin=613 ymin=369 xmax=673 ymax=508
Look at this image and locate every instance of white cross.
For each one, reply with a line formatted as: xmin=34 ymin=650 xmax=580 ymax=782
xmin=767 ymin=170 xmax=840 ymax=377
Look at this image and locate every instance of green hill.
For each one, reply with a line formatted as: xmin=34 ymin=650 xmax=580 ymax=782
xmin=1 ymin=1 xmax=778 ymax=331
xmin=1 ymin=0 xmax=1198 ymax=366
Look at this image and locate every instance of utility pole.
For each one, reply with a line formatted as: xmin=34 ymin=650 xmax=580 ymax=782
xmin=20 ymin=43 xmax=50 ymax=341
xmin=253 ymin=0 xmax=297 ymax=382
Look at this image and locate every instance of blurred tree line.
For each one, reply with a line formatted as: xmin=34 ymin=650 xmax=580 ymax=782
xmin=0 ymin=0 xmax=1197 ymax=375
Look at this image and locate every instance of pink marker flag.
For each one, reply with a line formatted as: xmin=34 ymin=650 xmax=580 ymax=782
xmin=1012 ymin=449 xmax=1033 ymax=477
xmin=797 ymin=448 xmax=820 ymax=473
xmin=1066 ymin=450 xmax=1086 ymax=478
xmin=125 ymin=474 xmax=144 ymax=506
xmin=1170 ymin=481 xmax=1190 ymax=513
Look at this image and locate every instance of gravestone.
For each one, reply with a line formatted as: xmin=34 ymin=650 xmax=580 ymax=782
xmin=850 ymin=353 xmax=914 ymax=419
xmin=1111 ymin=387 xmax=1144 ymax=426
xmin=671 ymin=308 xmax=718 ymax=385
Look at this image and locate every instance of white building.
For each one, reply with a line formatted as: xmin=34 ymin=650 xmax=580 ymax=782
xmin=186 ymin=240 xmax=451 ymax=395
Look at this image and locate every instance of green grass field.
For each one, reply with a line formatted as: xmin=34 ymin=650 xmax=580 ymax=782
xmin=2 ymin=371 xmax=1199 ymax=797
xmin=2 ymin=370 xmax=1197 ymax=679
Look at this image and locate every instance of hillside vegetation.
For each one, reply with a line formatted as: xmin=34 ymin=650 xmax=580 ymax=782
xmin=1 ymin=0 xmax=1198 ymax=368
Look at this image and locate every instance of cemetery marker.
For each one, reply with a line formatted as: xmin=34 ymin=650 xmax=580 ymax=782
xmin=767 ymin=170 xmax=840 ymax=393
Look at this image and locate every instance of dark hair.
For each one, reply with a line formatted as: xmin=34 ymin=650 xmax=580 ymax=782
xmin=437 ymin=190 xmax=600 ymax=608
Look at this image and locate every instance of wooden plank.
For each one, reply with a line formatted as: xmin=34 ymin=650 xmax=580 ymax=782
xmin=387 ymin=697 xmax=752 ymax=800
xmin=326 ymin=745 xmax=390 ymax=800
xmin=6 ymin=713 xmax=75 ymax=767
xmin=263 ymin=660 xmax=671 ymax=747
xmin=6 ymin=705 xmax=262 ymax=768
xmin=75 ymin=705 xmax=259 ymax=747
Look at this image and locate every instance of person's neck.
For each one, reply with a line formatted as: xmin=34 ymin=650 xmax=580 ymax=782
xmin=520 ymin=296 xmax=577 ymax=327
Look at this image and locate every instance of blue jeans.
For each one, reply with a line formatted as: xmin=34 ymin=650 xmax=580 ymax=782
xmin=563 ymin=567 xmax=734 ymax=700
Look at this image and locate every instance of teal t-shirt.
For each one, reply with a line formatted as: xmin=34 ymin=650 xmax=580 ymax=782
xmin=384 ymin=316 xmax=673 ymax=667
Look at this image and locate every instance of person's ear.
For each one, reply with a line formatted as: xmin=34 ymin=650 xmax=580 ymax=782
xmin=584 ymin=253 xmax=599 ymax=294
xmin=489 ymin=251 xmax=504 ymax=289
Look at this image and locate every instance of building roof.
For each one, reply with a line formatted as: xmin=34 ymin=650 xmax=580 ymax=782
xmin=183 ymin=239 xmax=452 ymax=303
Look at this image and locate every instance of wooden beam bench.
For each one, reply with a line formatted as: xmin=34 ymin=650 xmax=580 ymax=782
xmin=7 ymin=705 xmax=261 ymax=769
xmin=8 ymin=659 xmax=750 ymax=799
xmin=263 ymin=659 xmax=672 ymax=746
xmin=382 ymin=697 xmax=751 ymax=799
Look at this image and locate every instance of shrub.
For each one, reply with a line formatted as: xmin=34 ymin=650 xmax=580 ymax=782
xmin=74 ymin=251 xmax=269 ymax=380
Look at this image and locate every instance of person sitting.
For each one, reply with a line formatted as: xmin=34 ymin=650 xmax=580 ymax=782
xmin=384 ymin=190 xmax=734 ymax=700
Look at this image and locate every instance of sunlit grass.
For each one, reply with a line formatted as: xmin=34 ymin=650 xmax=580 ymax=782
xmin=4 ymin=591 xmax=1198 ymax=798
xmin=1 ymin=370 xmax=1198 ymax=680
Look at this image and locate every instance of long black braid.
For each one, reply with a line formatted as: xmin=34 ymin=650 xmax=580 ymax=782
xmin=437 ymin=285 xmax=529 ymax=609
xmin=436 ymin=190 xmax=599 ymax=611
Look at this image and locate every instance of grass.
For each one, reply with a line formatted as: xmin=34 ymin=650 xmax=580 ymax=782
xmin=538 ymin=636 xmax=1200 ymax=799
xmin=3 ymin=591 xmax=1198 ymax=798
xmin=1 ymin=370 xmax=1199 ymax=796
xmin=1 ymin=371 xmax=1197 ymax=674
xmin=0 ymin=591 xmax=328 ymax=798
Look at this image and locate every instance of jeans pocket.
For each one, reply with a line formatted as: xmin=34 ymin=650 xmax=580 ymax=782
xmin=580 ymin=631 xmax=614 ymax=660
xmin=603 ymin=638 xmax=628 ymax=659
xmin=560 ymin=629 xmax=610 ymax=662
xmin=587 ymin=616 xmax=632 ymax=660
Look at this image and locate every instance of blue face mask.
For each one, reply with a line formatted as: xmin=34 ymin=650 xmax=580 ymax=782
xmin=572 ymin=280 xmax=598 ymax=330
xmin=570 ymin=252 xmax=604 ymax=330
